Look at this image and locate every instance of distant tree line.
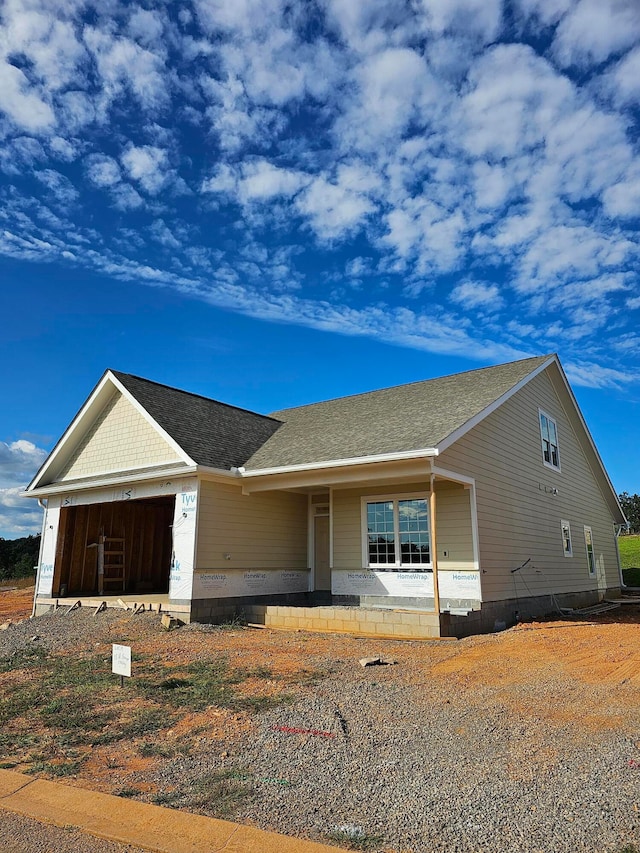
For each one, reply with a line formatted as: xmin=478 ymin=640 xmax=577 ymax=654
xmin=619 ymin=493 xmax=640 ymax=535
xmin=0 ymin=535 xmax=41 ymax=581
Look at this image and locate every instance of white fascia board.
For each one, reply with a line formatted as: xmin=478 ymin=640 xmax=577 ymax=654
xmin=431 ymin=465 xmax=476 ymax=487
xmin=550 ymin=360 xmax=627 ymax=523
xmin=24 ymin=464 xmax=198 ymax=499
xmin=240 ymin=447 xmax=439 ymax=479
xmin=26 ymin=371 xmax=116 ymax=492
xmin=436 ymin=356 xmax=556 ymax=455
xmin=108 ymin=372 xmax=195 ymax=466
xmin=195 ymin=466 xmax=242 ymax=483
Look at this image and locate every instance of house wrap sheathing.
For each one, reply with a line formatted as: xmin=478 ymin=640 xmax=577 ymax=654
xmin=25 ymin=354 xmax=626 ymax=638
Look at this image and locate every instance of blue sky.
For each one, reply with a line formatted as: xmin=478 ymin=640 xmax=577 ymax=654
xmin=1 ymin=0 xmax=640 ymax=538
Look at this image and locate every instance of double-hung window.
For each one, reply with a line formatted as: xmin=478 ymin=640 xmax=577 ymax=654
xmin=561 ymin=520 xmax=572 ymax=557
xmin=364 ymin=495 xmax=431 ymax=570
xmin=584 ymin=526 xmax=596 ymax=577
xmin=539 ymin=409 xmax=560 ymax=471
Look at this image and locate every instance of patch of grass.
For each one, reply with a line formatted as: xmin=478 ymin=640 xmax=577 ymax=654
xmin=217 ymin=613 xmax=248 ymax=629
xmin=325 ymin=826 xmax=383 ymax=851
xmin=138 ymin=657 xmax=286 ymax=713
xmin=138 ymin=741 xmax=175 ymax=758
xmin=27 ymin=758 xmax=82 ymax=777
xmin=0 ymin=644 xmax=309 ymax=776
xmin=93 ymin=707 xmax=171 ymax=746
xmin=115 ymin=787 xmax=142 ymax=798
xmin=620 ymin=535 xmax=640 ymax=571
xmin=0 ymin=645 xmax=47 ymax=673
xmin=182 ymin=768 xmax=251 ymax=817
xmin=152 ymin=790 xmax=182 ymax=805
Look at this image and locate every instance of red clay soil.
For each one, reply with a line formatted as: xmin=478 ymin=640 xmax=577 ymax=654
xmin=0 ymin=583 xmax=35 ymax=622
xmin=4 ymin=584 xmax=640 ymax=795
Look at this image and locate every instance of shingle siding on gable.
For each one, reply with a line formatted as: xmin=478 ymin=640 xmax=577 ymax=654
xmin=112 ymin=372 xmax=281 ymax=470
xmin=437 ymin=370 xmax=619 ymax=600
xmin=58 ymin=390 xmax=181 ymax=482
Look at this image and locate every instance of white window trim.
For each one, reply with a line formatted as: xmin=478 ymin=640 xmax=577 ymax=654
xmin=561 ymin=519 xmax=573 ymax=557
xmin=361 ymin=492 xmax=432 ymax=571
xmin=539 ymin=408 xmax=561 ymax=472
xmin=584 ymin=525 xmax=596 ymax=577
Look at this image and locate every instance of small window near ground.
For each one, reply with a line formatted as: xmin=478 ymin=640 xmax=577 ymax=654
xmin=539 ymin=409 xmax=560 ymax=470
xmin=584 ymin=526 xmax=596 ymax=576
xmin=561 ymin=520 xmax=572 ymax=557
xmin=364 ymin=495 xmax=431 ymax=570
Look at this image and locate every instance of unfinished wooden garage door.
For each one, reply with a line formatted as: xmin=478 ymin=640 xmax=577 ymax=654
xmin=52 ymin=496 xmax=175 ymax=596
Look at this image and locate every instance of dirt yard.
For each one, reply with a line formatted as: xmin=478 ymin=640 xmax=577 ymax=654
xmin=2 ymin=587 xmax=640 ymax=852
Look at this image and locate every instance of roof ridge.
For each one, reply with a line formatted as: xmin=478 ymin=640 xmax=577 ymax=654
xmin=270 ymin=354 xmax=555 ymax=416
xmin=110 ymin=370 xmax=282 ymax=424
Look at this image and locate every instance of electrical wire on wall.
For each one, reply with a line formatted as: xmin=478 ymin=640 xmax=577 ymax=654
xmin=510 ymin=557 xmax=542 ymax=621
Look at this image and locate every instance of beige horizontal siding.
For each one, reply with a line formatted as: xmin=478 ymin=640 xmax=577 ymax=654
xmin=196 ymin=480 xmax=308 ymax=570
xmin=438 ymin=370 xmax=619 ymax=601
xmin=435 ymin=487 xmax=475 ymax=572
xmin=58 ymin=390 xmax=181 ymax=481
xmin=332 ymin=482 xmax=473 ymax=572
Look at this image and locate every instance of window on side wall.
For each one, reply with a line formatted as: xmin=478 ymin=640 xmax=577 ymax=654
xmin=363 ymin=495 xmax=431 ymax=571
xmin=561 ymin=520 xmax=572 ymax=557
xmin=584 ymin=526 xmax=596 ymax=577
xmin=539 ymin=409 xmax=560 ymax=471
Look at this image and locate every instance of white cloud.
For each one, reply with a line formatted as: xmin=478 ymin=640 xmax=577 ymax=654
xmin=110 ymin=183 xmax=144 ymax=211
xmin=296 ymin=175 xmax=374 ymax=240
xmin=34 ymin=169 xmax=79 ymax=206
xmin=552 ymin=0 xmax=640 ymax=68
xmin=128 ymin=8 xmax=165 ymax=47
xmin=418 ymin=0 xmax=503 ymax=43
xmin=83 ymin=26 xmax=168 ymax=115
xmin=149 ymin=219 xmax=181 ymax=248
xmin=0 ymin=440 xmax=47 ymax=486
xmin=239 ymin=160 xmax=310 ymax=202
xmin=120 ymin=144 xmax=170 ymax=194
xmin=200 ymin=163 xmax=239 ymax=195
xmin=334 ymin=47 xmax=442 ymax=153
xmin=0 ymin=60 xmax=55 ymax=131
xmin=604 ymin=46 xmax=640 ymax=107
xmin=461 ymin=44 xmax=574 ymax=160
xmin=85 ymin=154 xmax=122 ymax=188
xmin=48 ymin=136 xmax=78 ymax=161
xmin=602 ymin=169 xmax=640 ymax=219
xmin=0 ymin=438 xmax=48 ymax=534
xmin=0 ymin=486 xmax=44 ymax=537
xmin=450 ymin=279 xmax=504 ymax=310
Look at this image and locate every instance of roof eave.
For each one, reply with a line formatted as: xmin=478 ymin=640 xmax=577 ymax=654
xmin=436 ymin=355 xmax=557 ymax=455
xmin=23 ymin=463 xmax=199 ymax=499
xmin=241 ymin=447 xmax=439 ymax=479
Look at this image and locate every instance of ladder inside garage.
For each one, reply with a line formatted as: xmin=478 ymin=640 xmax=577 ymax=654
xmin=97 ymin=535 xmax=126 ymax=594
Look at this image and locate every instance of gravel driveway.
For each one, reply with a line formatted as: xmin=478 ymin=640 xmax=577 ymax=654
xmin=2 ymin=605 xmax=640 ymax=853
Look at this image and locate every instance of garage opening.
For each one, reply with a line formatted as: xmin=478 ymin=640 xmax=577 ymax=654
xmin=52 ymin=496 xmax=175 ymax=597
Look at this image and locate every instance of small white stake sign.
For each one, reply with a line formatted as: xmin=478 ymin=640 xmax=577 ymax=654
xmin=112 ymin=644 xmax=131 ymax=684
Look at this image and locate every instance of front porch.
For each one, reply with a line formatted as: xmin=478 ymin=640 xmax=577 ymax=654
xmin=243 ymin=602 xmax=444 ymax=639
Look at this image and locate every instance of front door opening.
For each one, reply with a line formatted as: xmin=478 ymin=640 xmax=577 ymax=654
xmin=52 ymin=495 xmax=175 ymax=597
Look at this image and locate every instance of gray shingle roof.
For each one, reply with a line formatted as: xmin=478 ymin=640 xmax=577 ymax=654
xmin=111 ymin=372 xmax=282 ymax=470
xmin=243 ymin=355 xmax=552 ymax=470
